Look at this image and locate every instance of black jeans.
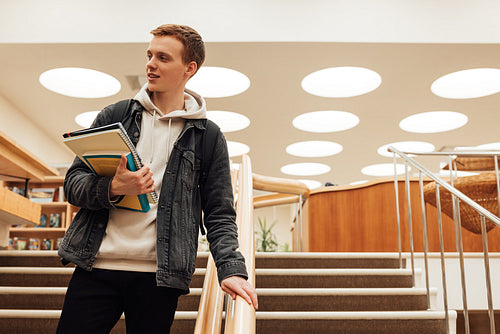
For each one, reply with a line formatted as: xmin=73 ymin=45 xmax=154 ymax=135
xmin=56 ymin=267 xmax=182 ymax=334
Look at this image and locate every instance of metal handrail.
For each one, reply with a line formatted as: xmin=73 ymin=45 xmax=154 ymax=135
xmin=389 ymin=146 xmax=500 ymax=334
xmin=389 ymin=148 xmax=500 ymax=226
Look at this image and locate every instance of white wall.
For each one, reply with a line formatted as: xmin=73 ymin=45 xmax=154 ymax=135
xmin=2 ymin=0 xmax=500 ymax=43
xmin=411 ymin=253 xmax=500 ymax=310
xmin=254 ymin=204 xmax=295 ymax=252
xmin=0 ymin=93 xmax=72 ymax=165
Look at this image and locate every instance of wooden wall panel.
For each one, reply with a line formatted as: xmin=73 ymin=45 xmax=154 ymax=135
xmin=307 ymin=179 xmax=500 ymax=252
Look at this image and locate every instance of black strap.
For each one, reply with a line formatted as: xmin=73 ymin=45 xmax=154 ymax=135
xmin=201 ymin=120 xmax=218 ymax=184
xmin=111 ymin=99 xmax=133 ymax=124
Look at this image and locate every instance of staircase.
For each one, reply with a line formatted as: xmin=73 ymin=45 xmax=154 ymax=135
xmin=0 ymin=251 xmax=455 ymax=333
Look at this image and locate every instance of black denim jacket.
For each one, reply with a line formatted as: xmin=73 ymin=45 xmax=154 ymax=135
xmin=58 ymin=100 xmax=248 ymax=292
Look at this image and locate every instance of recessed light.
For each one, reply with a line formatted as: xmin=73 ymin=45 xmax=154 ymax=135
xmin=350 ymin=180 xmax=369 ymax=186
xmin=298 ymin=179 xmax=322 ymax=189
xmin=361 ymin=163 xmax=408 ymax=176
xmin=227 ymin=141 xmax=250 ymax=157
xmin=286 ymin=141 xmax=343 ymax=158
xmin=75 ymin=111 xmax=99 ymax=128
xmin=301 ymin=66 xmax=382 ymax=98
xmin=435 ymin=170 xmax=479 ymax=177
xmin=399 ymin=111 xmax=468 ymax=133
xmin=431 ymin=68 xmax=500 ymax=99
xmin=475 ymin=142 xmax=500 ymax=150
xmin=39 ymin=67 xmax=121 ymax=98
xmin=378 ymin=141 xmax=435 ymax=157
xmin=293 ymin=110 xmax=359 ymax=133
xmin=186 ymin=66 xmax=250 ymax=98
xmin=206 ymin=110 xmax=250 ymax=132
xmin=281 ymin=163 xmax=331 ymax=176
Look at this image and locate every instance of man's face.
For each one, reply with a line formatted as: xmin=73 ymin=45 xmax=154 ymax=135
xmin=146 ymin=36 xmax=188 ymax=93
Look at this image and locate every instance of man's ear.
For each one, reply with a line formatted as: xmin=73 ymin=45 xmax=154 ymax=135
xmin=185 ymin=61 xmax=197 ymax=79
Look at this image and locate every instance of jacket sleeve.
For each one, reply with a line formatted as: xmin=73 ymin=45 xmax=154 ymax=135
xmin=201 ymin=129 xmax=249 ymax=284
xmin=63 ymin=105 xmax=121 ymax=210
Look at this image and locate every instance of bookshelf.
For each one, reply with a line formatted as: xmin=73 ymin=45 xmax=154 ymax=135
xmin=0 ymin=130 xmax=68 ymax=250
xmin=5 ymin=176 xmax=79 ymax=250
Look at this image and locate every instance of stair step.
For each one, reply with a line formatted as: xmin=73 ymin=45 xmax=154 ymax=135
xmin=0 ymin=251 xmax=209 ymax=268
xmin=255 ymin=252 xmax=405 ymax=269
xmin=255 ymin=311 xmax=456 ymax=334
xmin=0 ymin=287 xmax=203 ymax=311
xmin=0 ymin=267 xmax=206 ymax=288
xmin=0 ymin=310 xmax=197 ymax=334
xmin=0 ymin=251 xmax=405 ymax=269
xmin=256 ymin=288 xmax=434 ymax=311
xmin=256 ymin=268 xmax=418 ymax=288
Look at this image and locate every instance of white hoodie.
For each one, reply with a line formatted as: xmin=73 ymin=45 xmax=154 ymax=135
xmin=94 ymin=84 xmax=207 ymax=272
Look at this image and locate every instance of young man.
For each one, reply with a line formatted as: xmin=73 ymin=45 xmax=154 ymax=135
xmin=57 ymin=24 xmax=257 ymax=334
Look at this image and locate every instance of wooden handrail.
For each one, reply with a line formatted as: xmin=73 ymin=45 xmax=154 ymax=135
xmin=253 ymin=193 xmax=300 ymax=209
xmin=193 ymin=254 xmax=225 ymax=334
xmin=253 ymin=173 xmax=310 ymax=197
xmin=225 ymin=154 xmax=256 ymax=333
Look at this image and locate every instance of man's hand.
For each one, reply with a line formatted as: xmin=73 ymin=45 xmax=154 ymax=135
xmin=221 ymin=276 xmax=258 ymax=310
xmin=109 ymin=155 xmax=155 ymax=198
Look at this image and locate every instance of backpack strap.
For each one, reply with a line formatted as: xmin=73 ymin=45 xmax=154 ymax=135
xmin=200 ymin=119 xmax=218 ymax=185
xmin=111 ymin=99 xmax=133 ymax=124
xmin=199 ymin=119 xmax=218 ymax=236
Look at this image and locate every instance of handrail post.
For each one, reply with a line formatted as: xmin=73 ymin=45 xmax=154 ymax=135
xmin=480 ymin=215 xmax=496 ymax=334
xmin=393 ymin=153 xmax=403 ymax=268
xmin=404 ymin=160 xmax=415 ymax=286
xmin=449 ymin=155 xmax=470 ymax=333
xmin=435 ymin=184 xmax=450 ymax=334
xmin=298 ymin=194 xmax=303 ymax=252
xmin=495 ymin=156 xmax=500 ymax=217
xmin=418 ymin=173 xmax=431 ymax=309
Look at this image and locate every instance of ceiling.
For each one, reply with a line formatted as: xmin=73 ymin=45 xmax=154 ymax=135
xmin=2 ymin=1 xmax=500 ymax=188
xmin=2 ymin=41 xmax=500 ymax=187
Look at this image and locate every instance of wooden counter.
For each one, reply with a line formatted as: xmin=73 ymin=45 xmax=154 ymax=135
xmin=307 ymin=177 xmax=500 ymax=252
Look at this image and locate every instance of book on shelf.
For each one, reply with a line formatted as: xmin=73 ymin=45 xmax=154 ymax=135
xmin=62 ymin=122 xmax=158 ymax=212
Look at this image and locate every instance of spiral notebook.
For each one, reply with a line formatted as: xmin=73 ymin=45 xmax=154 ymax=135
xmin=62 ymin=122 xmax=158 ymax=212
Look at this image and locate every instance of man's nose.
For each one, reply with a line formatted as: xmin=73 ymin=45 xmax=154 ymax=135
xmin=147 ymin=57 xmax=156 ymax=68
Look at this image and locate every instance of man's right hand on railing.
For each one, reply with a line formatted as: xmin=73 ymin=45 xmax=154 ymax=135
xmin=221 ymin=275 xmax=259 ymax=310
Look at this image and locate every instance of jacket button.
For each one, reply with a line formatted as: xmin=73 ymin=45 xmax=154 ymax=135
xmin=159 ymin=205 xmax=166 ymax=210
xmin=85 ymin=259 xmax=90 ymax=265
xmin=134 ymin=132 xmax=139 ymax=138
xmin=98 ymin=223 xmax=105 ymax=229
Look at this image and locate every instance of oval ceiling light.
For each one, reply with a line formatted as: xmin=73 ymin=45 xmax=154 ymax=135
xmin=298 ymin=179 xmax=322 ymax=189
xmin=301 ymin=66 xmax=382 ymax=98
xmin=186 ymin=66 xmax=250 ymax=98
xmin=75 ymin=111 xmax=99 ymax=128
xmin=378 ymin=141 xmax=435 ymax=158
xmin=435 ymin=170 xmax=479 ymax=177
xmin=399 ymin=111 xmax=468 ymax=133
xmin=39 ymin=67 xmax=121 ymax=98
xmin=431 ymin=68 xmax=500 ymax=99
xmin=293 ymin=110 xmax=360 ymax=133
xmin=286 ymin=141 xmax=343 ymax=158
xmin=361 ymin=163 xmax=408 ymax=176
xmin=281 ymin=163 xmax=331 ymax=176
xmin=227 ymin=141 xmax=250 ymax=157
xmin=475 ymin=142 xmax=500 ymax=150
xmin=350 ymin=180 xmax=369 ymax=186
xmin=206 ymin=110 xmax=250 ymax=132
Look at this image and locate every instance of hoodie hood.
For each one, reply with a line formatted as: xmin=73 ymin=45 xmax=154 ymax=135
xmin=134 ymin=83 xmax=206 ymax=120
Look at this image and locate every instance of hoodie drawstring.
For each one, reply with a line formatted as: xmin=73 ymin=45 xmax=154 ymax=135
xmin=150 ymin=109 xmax=156 ymax=165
